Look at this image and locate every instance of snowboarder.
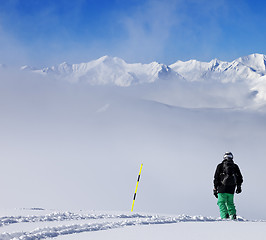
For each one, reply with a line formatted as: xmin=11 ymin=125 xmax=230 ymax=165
xmin=213 ymin=152 xmax=243 ymax=220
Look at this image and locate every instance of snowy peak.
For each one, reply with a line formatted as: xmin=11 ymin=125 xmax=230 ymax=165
xmin=19 ymin=53 xmax=266 ymax=104
xmin=22 ymin=54 xmax=266 ymax=86
xmin=170 ymin=58 xmax=222 ymax=71
xmin=235 ymin=53 xmax=266 ymax=72
xmin=56 ymin=62 xmax=73 ymax=74
xmin=30 ymin=56 xmax=172 ymax=86
xmin=169 ymin=58 xmax=228 ymax=81
xmin=170 ymin=54 xmax=266 ymax=82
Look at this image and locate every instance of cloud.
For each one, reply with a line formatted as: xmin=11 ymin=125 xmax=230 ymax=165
xmin=115 ymin=0 xmax=181 ymax=63
xmin=113 ymin=0 xmax=263 ymax=64
xmin=0 ymin=25 xmax=29 ymax=66
xmin=97 ymin=103 xmax=110 ymax=113
xmin=1 ymin=0 xmax=265 ymax=67
xmin=112 ymin=0 xmax=230 ymax=63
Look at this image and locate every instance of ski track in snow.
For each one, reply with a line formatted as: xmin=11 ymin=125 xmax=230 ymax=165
xmin=0 ymin=212 xmax=151 ymax=227
xmin=0 ymin=211 xmax=250 ymax=240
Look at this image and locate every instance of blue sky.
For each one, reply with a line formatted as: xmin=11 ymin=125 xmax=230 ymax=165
xmin=0 ymin=0 xmax=266 ymax=67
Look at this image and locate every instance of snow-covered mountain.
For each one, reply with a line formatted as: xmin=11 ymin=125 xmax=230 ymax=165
xmin=19 ymin=54 xmax=266 ymax=105
xmin=21 ymin=53 xmax=266 ymax=85
xmin=170 ymin=54 xmax=266 ymax=83
xmin=22 ymin=56 xmax=173 ymax=86
xmin=169 ymin=54 xmax=266 ymax=103
xmin=236 ymin=53 xmax=266 ymax=73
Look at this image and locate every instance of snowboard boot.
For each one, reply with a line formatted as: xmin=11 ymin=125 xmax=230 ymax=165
xmin=231 ymin=214 xmax=237 ymax=220
xmin=225 ymin=213 xmax=230 ymax=219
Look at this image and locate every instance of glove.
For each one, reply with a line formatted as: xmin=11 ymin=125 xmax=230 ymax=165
xmin=213 ymin=189 xmax=218 ymax=198
xmin=236 ymin=185 xmax=242 ymax=194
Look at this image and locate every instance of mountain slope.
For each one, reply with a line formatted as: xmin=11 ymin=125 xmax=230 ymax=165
xmin=236 ymin=53 xmax=266 ymax=73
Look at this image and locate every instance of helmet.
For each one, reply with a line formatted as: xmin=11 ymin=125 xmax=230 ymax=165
xmin=223 ymin=152 xmax=233 ymax=160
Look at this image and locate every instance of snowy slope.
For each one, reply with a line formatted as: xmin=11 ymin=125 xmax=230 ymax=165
xmin=236 ymin=53 xmax=266 ymax=73
xmin=0 ymin=209 xmax=265 ymax=240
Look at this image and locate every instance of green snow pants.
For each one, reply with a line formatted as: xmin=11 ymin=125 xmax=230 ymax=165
xmin=217 ymin=193 xmax=236 ymax=219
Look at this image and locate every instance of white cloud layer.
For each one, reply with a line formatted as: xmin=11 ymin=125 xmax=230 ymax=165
xmin=0 ymin=67 xmax=266 ymax=219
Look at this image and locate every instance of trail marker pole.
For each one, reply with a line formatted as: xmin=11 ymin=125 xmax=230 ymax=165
xmin=131 ymin=163 xmax=143 ymax=212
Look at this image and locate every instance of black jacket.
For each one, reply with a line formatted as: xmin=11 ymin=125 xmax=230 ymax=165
xmin=214 ymin=160 xmax=243 ymax=194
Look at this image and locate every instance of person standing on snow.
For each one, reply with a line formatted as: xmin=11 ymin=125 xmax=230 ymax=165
xmin=213 ymin=152 xmax=243 ymax=220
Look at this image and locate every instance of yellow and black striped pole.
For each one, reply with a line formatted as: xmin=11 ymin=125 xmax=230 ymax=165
xmin=131 ymin=163 xmax=143 ymax=212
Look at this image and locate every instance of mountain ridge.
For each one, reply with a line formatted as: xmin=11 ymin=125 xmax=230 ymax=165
xmin=21 ymin=55 xmax=174 ymax=86
xmin=19 ymin=53 xmax=266 ymax=84
xmin=170 ymin=53 xmax=266 ymax=82
xmin=3 ymin=53 xmax=266 ymax=105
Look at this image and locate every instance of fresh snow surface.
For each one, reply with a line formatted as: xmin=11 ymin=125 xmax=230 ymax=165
xmin=1 ymin=209 xmax=264 ymax=240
